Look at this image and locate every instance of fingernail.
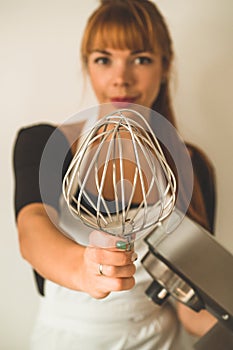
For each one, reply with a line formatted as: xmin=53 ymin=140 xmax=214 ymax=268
xmin=131 ymin=252 xmax=138 ymax=262
xmin=116 ymin=241 xmax=128 ymax=250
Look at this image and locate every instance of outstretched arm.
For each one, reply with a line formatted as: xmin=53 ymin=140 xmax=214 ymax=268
xmin=17 ymin=203 xmax=136 ymax=299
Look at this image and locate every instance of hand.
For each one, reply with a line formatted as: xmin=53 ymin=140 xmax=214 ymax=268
xmin=78 ymin=230 xmax=137 ymax=299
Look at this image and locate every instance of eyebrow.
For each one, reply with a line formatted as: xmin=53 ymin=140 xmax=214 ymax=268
xmin=131 ymin=50 xmax=150 ymax=55
xmin=90 ymin=50 xmax=111 ymax=55
xmin=90 ymin=49 xmax=153 ymax=56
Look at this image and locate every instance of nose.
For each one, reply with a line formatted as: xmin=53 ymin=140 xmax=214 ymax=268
xmin=112 ymin=62 xmax=133 ymax=88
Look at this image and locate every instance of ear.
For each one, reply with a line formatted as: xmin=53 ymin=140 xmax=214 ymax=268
xmin=161 ymin=56 xmax=171 ymax=83
xmin=161 ymin=63 xmax=171 ymax=85
xmin=82 ymin=57 xmax=89 ymax=75
xmin=161 ymin=76 xmax=167 ymax=85
xmin=160 ymin=71 xmax=168 ymax=85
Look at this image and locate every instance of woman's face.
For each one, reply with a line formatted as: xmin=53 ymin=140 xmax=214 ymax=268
xmin=87 ymin=48 xmax=164 ymax=109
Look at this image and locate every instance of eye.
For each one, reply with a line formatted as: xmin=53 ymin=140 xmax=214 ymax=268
xmin=93 ymin=56 xmax=111 ymax=65
xmin=134 ymin=56 xmax=153 ymax=65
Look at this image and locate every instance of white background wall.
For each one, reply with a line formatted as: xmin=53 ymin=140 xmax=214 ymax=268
xmin=0 ymin=0 xmax=232 ymax=348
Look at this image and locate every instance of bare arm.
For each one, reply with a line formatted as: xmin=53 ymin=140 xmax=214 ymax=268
xmin=17 ymin=203 xmax=136 ymax=299
xmin=177 ymin=302 xmax=217 ymax=337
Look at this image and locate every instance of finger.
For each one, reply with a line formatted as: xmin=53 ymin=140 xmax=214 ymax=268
xmin=89 ymin=230 xmax=118 ymax=248
xmin=89 ymin=230 xmax=134 ymax=250
xmin=100 ymin=275 xmax=135 ymax=292
xmin=98 ymin=263 xmax=136 ymax=278
xmin=86 ymin=246 xmax=137 ymax=266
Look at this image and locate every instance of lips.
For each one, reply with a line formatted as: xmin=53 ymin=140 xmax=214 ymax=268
xmin=110 ymin=96 xmax=138 ymax=107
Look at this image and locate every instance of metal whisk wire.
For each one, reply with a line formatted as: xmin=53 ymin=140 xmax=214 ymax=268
xmin=62 ymin=109 xmax=176 ymax=240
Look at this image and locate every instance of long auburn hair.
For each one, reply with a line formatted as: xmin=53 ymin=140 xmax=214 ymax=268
xmin=80 ymin=0 xmax=212 ymax=231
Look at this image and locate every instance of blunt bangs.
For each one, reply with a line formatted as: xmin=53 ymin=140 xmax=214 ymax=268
xmin=81 ymin=5 xmax=159 ymax=64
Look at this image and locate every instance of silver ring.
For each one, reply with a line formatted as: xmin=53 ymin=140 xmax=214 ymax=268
xmin=98 ymin=263 xmax=104 ymax=276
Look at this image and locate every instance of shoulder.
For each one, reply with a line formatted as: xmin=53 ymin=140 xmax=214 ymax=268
xmin=14 ymin=123 xmax=58 ymax=149
xmin=14 ymin=122 xmax=82 ymax=150
xmin=14 ymin=123 xmax=74 ymax=170
xmin=186 ymin=142 xmax=216 ymax=192
xmin=186 ymin=143 xmax=215 ymax=178
xmin=186 ymin=142 xmax=216 ymax=232
xmin=15 ymin=121 xmax=86 ymax=150
xmin=15 ymin=123 xmax=57 ymax=141
xmin=14 ymin=124 xmax=58 ymax=164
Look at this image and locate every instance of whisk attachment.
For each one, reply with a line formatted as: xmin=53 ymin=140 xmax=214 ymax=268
xmin=62 ymin=108 xmax=176 ymax=241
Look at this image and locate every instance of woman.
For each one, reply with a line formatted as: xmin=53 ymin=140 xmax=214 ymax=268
xmin=13 ymin=1 xmax=217 ymax=349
